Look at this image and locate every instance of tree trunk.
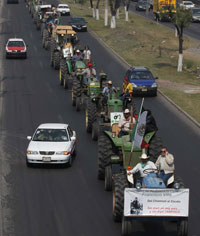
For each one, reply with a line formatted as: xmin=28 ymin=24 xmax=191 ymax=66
xmin=177 ymin=53 xmax=183 ymax=72
xmin=116 ymin=8 xmax=120 ymax=19
xmin=90 ymin=0 xmax=95 ymax=17
xmin=125 ymin=6 xmax=128 ymax=21
xmin=110 ymin=15 xmax=116 ymax=28
xmin=104 ymin=0 xmax=108 ymax=26
xmin=96 ymin=0 xmax=100 ymax=20
xmin=92 ymin=8 xmax=95 ymax=17
xmin=96 ymin=9 xmax=100 ymax=20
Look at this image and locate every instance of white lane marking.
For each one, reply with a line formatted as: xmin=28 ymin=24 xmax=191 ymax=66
xmin=33 ymin=45 xmax=37 ymax=52
xmin=39 ymin=60 xmax=43 ymax=68
xmin=58 ymin=114 xmax=64 ymax=123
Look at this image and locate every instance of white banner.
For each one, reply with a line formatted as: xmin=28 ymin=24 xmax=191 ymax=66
xmin=134 ymin=111 xmax=147 ymax=148
xmin=63 ymin=48 xmax=73 ymax=58
xmin=110 ymin=112 xmax=123 ymax=126
xmin=124 ymin=188 xmax=189 ymax=217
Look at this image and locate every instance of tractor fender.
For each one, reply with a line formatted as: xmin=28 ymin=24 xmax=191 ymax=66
xmin=103 ymin=131 xmax=122 ymax=148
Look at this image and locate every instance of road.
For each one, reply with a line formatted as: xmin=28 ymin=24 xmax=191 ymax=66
xmin=0 ymin=0 xmax=199 ymax=236
xmin=129 ymin=2 xmax=200 ymax=41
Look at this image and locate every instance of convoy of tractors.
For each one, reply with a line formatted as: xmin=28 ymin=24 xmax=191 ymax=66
xmin=25 ymin=0 xmax=190 ymax=235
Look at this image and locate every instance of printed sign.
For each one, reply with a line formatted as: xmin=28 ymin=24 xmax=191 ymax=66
xmin=124 ymin=188 xmax=189 ymax=217
xmin=63 ymin=48 xmax=73 ymax=58
xmin=110 ymin=112 xmax=123 ymax=126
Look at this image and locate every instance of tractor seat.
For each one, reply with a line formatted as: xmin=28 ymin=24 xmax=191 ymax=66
xmin=112 ymin=123 xmax=120 ymax=137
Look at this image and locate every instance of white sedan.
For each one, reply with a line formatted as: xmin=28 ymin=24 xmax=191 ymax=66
xmin=180 ymin=1 xmax=195 ymax=9
xmin=26 ymin=123 xmax=76 ymax=167
xmin=57 ymin=4 xmax=70 ymax=15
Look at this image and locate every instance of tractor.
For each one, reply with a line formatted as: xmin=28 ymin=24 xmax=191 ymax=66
xmin=49 ymin=25 xmax=73 ymax=69
xmin=34 ymin=4 xmax=52 ymax=29
xmin=114 ymin=167 xmax=188 ymax=236
xmin=90 ymin=89 xmax=136 ymax=141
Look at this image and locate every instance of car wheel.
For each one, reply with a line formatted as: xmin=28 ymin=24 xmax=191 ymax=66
xmin=26 ymin=160 xmax=32 ymax=167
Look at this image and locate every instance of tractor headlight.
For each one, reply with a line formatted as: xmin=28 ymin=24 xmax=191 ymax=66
xmin=173 ymin=181 xmax=181 ymax=189
xmin=132 ymin=83 xmax=137 ymax=88
xmin=57 ymin=46 xmax=61 ymax=50
xmin=151 ymin=82 xmax=157 ymax=88
xmin=92 ymin=98 xmax=96 ymax=102
xmin=136 ymin=181 xmax=142 ymax=190
xmin=111 ymin=156 xmax=120 ymax=161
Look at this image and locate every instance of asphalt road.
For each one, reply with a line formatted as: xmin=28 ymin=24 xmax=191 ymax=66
xmin=129 ymin=2 xmax=200 ymax=41
xmin=0 ymin=0 xmax=200 ymax=236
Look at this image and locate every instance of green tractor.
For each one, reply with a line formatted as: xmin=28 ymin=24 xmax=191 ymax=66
xmin=33 ymin=4 xmax=52 ymax=29
xmin=90 ymin=89 xmax=136 ymax=141
xmin=97 ymin=115 xmax=163 ymax=191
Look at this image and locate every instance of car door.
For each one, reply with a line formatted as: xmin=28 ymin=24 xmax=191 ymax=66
xmin=67 ymin=126 xmax=76 ymax=153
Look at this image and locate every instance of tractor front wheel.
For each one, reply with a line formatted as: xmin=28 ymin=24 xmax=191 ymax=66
xmin=75 ymin=97 xmax=81 ymax=112
xmin=72 ymin=77 xmax=81 ymax=107
xmin=85 ymin=100 xmax=97 ymax=133
xmin=113 ymin=174 xmax=128 ymax=222
xmin=105 ymin=165 xmax=112 ymax=191
xmin=92 ymin=121 xmax=99 ymax=141
xmin=177 ymin=218 xmax=188 ymax=236
xmin=53 ymin=51 xmax=60 ymax=70
xmin=122 ymin=216 xmax=132 ymax=236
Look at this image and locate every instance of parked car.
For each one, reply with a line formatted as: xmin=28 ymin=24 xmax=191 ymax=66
xmin=26 ymin=123 xmax=77 ymax=167
xmin=125 ymin=67 xmax=158 ymax=96
xmin=191 ymin=8 xmax=200 ymax=22
xmin=6 ymin=38 xmax=27 ymax=59
xmin=135 ymin=1 xmax=147 ymax=11
xmin=56 ymin=4 xmax=70 ymax=16
xmin=7 ymin=0 xmax=18 ymax=4
xmin=179 ymin=1 xmax=195 ymax=9
xmin=70 ymin=17 xmax=87 ymax=32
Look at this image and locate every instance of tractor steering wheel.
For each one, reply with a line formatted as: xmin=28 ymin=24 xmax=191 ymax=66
xmin=143 ymin=168 xmax=158 ymax=175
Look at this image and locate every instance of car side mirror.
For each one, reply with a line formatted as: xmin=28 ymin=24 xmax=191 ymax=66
xmin=155 ymin=77 xmax=159 ymax=80
xmin=27 ymin=136 xmax=32 ymax=140
xmin=71 ymin=136 xmax=76 ymax=141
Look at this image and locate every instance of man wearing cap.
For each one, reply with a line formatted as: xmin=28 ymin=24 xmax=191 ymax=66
xmin=72 ymin=49 xmax=83 ymax=63
xmin=127 ymin=153 xmax=157 ymax=178
xmin=81 ymin=62 xmax=97 ymax=84
xmin=155 ymin=147 xmax=175 ymax=184
xmin=122 ymin=77 xmax=133 ymax=96
xmin=118 ymin=109 xmax=135 ymax=137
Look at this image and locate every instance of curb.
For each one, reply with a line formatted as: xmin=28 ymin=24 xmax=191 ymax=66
xmin=88 ymin=30 xmax=200 ymax=128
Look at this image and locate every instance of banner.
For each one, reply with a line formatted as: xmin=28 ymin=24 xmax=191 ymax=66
xmin=133 ymin=111 xmax=147 ymax=148
xmin=110 ymin=112 xmax=123 ymax=126
xmin=124 ymin=188 xmax=189 ymax=217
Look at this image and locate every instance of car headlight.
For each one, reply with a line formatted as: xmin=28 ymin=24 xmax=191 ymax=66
xmin=55 ymin=151 xmax=71 ymax=155
xmin=151 ymin=82 xmax=157 ymax=88
xmin=82 ymin=25 xmax=86 ymax=27
xmin=173 ymin=181 xmax=181 ymax=189
xmin=27 ymin=150 xmax=39 ymax=155
xmin=132 ymin=83 xmax=137 ymax=88
xmin=72 ymin=25 xmax=76 ymax=28
xmin=136 ymin=181 xmax=142 ymax=190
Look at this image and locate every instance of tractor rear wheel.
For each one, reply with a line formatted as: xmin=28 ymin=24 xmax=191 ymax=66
xmin=97 ymin=132 xmax=114 ymax=180
xmin=122 ymin=216 xmax=132 ymax=236
xmin=105 ymin=165 xmax=112 ymax=191
xmin=148 ymin=132 xmax=163 ymax=163
xmin=72 ymin=77 xmax=81 ymax=107
xmin=85 ymin=100 xmax=97 ymax=133
xmin=42 ymin=29 xmax=48 ymax=48
xmin=113 ymin=174 xmax=129 ymax=222
xmin=50 ymin=39 xmax=56 ymax=67
xmin=53 ymin=51 xmax=60 ymax=70
xmin=92 ymin=121 xmax=99 ymax=141
xmin=177 ymin=218 xmax=188 ymax=236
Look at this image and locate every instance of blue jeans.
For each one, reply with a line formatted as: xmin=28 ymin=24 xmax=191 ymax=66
xmin=118 ymin=130 xmax=129 ymax=138
xmin=159 ymin=170 xmax=172 ymax=185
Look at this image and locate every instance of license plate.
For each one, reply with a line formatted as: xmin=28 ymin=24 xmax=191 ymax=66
xmin=141 ymin=88 xmax=147 ymax=92
xmin=43 ymin=157 xmax=51 ymax=162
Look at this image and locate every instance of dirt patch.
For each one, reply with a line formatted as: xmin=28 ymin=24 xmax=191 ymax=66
xmin=158 ymin=79 xmax=200 ymax=94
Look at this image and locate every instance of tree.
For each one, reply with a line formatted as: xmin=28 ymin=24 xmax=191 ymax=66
xmin=105 ymin=0 xmax=109 ymax=26
xmin=123 ymin=0 xmax=131 ymax=21
xmin=109 ymin=0 xmax=121 ymax=28
xmin=96 ymin=0 xmax=101 ymax=20
xmin=171 ymin=8 xmax=192 ymax=72
xmin=90 ymin=0 xmax=95 ymax=18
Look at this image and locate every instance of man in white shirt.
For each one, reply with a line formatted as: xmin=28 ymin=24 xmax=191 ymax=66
xmin=118 ymin=109 xmax=135 ymax=137
xmin=127 ymin=153 xmax=157 ymax=178
xmin=83 ymin=45 xmax=91 ymax=65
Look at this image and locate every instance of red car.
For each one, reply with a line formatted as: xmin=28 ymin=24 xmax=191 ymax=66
xmin=6 ymin=38 xmax=27 ymax=59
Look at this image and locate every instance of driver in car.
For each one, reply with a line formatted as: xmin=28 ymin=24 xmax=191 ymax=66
xmin=127 ymin=153 xmax=157 ymax=178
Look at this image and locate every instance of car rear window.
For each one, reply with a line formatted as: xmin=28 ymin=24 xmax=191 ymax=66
xmin=33 ymin=129 xmax=69 ymax=142
xmin=8 ymin=41 xmax=24 ymax=47
xmin=131 ymin=71 xmax=154 ymax=80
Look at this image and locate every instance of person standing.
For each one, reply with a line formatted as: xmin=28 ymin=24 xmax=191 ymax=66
xmin=155 ymin=147 xmax=175 ymax=184
xmin=83 ymin=45 xmax=91 ymax=66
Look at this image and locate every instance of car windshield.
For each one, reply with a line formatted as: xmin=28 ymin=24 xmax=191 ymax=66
xmin=72 ymin=18 xmax=85 ymax=23
xmin=139 ymin=1 xmax=146 ymax=5
xmin=131 ymin=71 xmax=154 ymax=80
xmin=192 ymin=8 xmax=200 ymax=14
xmin=185 ymin=2 xmax=192 ymax=5
xmin=33 ymin=129 xmax=69 ymax=142
xmin=58 ymin=6 xmax=69 ymax=8
xmin=8 ymin=41 xmax=24 ymax=47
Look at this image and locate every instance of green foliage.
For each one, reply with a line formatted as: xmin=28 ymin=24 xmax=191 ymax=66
xmin=172 ymin=8 xmax=192 ymax=28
